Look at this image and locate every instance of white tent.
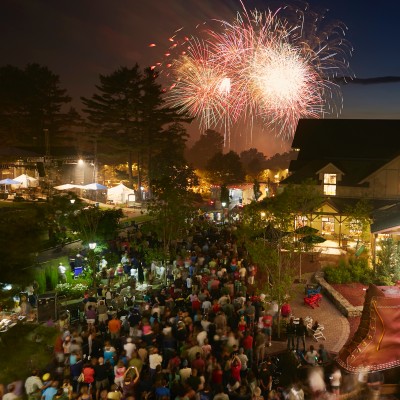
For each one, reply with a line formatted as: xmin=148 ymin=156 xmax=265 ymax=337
xmin=107 ymin=183 xmax=135 ymax=205
xmin=54 ymin=183 xmax=77 ymax=191
xmin=13 ymin=174 xmax=39 ymax=188
xmin=84 ymin=182 xmax=107 ymax=190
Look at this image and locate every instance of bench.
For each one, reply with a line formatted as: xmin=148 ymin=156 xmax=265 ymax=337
xmin=306 ymin=285 xmax=321 ymax=297
xmin=304 ymin=293 xmax=322 ymax=308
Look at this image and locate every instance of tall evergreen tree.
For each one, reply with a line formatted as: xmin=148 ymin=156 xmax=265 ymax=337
xmin=186 ymin=129 xmax=224 ymax=169
xmin=0 ymin=63 xmax=71 ymax=149
xmin=82 ymin=65 xmax=190 ymax=193
xmin=81 ymin=65 xmax=142 ymax=187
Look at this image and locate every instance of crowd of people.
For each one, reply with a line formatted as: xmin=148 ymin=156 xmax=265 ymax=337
xmin=0 ymin=222 xmax=386 ymax=400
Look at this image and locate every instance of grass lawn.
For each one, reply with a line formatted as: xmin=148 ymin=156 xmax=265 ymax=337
xmin=0 ymin=324 xmax=58 ymax=383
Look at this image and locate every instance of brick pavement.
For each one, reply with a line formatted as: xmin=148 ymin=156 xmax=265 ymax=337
xmin=265 ymin=279 xmax=350 ymax=356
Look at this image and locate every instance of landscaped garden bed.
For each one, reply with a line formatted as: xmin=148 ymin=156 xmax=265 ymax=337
xmin=330 ymin=282 xmax=368 ymax=307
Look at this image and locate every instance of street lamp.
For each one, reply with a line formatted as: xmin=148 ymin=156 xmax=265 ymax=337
xmin=221 ymin=202 xmax=226 ymax=224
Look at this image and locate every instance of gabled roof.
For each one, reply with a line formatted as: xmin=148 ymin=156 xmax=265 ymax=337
xmin=291 ymin=119 xmax=400 ymax=170
xmin=285 ymin=119 xmax=400 ymax=186
xmin=283 ymin=158 xmax=383 ymax=186
xmin=316 ymin=162 xmax=345 ymax=175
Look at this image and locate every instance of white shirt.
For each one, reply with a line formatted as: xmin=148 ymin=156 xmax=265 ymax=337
xmin=149 ymin=353 xmax=162 ymax=369
xmin=197 ymin=330 xmax=208 ymax=346
xmin=25 ymin=376 xmax=43 ymax=395
xmin=124 ymin=342 xmax=136 ymax=359
xmin=305 ymin=350 xmax=318 ymax=365
xmin=202 ymin=300 xmax=212 ymax=312
xmin=330 ymin=369 xmax=342 ymax=387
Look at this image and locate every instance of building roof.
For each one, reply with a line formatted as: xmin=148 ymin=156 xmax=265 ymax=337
xmin=285 ymin=119 xmax=400 ymax=185
xmin=291 ymin=119 xmax=400 ymax=170
xmin=371 ymin=202 xmax=400 ymax=234
xmin=284 ymin=158 xmax=386 ymax=186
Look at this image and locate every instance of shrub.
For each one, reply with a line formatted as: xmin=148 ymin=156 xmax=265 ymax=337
xmin=55 ymin=282 xmax=88 ymax=297
xmin=323 ymin=257 xmax=374 ymax=284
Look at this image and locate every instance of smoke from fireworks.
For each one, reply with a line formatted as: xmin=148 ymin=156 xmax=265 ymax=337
xmin=152 ymin=3 xmax=353 ymax=143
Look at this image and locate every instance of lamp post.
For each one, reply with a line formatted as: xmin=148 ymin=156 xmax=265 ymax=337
xmin=221 ymin=202 xmax=226 ymax=224
xmin=87 ymin=242 xmax=98 ymax=287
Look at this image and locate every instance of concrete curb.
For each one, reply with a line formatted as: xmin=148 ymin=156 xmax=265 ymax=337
xmin=313 ymin=272 xmax=363 ymax=318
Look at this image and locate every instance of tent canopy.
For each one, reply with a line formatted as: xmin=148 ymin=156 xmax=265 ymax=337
xmin=0 ymin=178 xmax=21 ymax=185
xmin=13 ymin=174 xmax=39 ymax=188
xmin=54 ymin=183 xmax=77 ymax=190
xmin=107 ymin=183 xmax=135 ymax=204
xmin=84 ymin=183 xmax=107 ymax=190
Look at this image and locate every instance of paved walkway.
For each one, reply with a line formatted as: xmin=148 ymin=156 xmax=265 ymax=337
xmin=266 ymin=274 xmax=350 ymax=356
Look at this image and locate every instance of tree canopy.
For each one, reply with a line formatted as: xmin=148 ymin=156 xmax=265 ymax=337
xmin=186 ymin=129 xmax=224 ymax=169
xmin=0 ymin=63 xmax=71 ymax=149
xmin=205 ymin=150 xmax=245 ymax=185
xmin=81 ymin=65 xmax=191 ymax=191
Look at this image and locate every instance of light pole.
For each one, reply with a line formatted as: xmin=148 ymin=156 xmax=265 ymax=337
xmin=222 ymin=202 xmax=226 ymax=224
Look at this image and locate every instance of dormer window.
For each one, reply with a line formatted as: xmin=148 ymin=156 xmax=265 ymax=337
xmin=323 ymin=173 xmax=336 ymax=196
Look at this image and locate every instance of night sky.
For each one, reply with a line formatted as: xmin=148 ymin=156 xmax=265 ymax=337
xmin=1 ymin=0 xmax=400 ymax=156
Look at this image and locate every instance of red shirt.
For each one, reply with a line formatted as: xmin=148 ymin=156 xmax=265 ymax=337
xmin=83 ymin=366 xmax=95 ymax=383
xmin=108 ymin=318 xmax=121 ymax=333
xmin=212 ymin=369 xmax=223 ymax=384
xmin=231 ymin=362 xmax=241 ymax=381
xmin=262 ymin=315 xmax=273 ymax=328
xmin=242 ymin=335 xmax=253 ymax=350
xmin=192 ymin=299 xmax=201 ymax=311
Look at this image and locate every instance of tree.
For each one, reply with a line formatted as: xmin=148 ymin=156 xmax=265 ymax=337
xmin=205 ymin=151 xmax=245 ymax=185
xmin=376 ymin=238 xmax=400 ymax=285
xmin=82 ymin=65 xmax=191 ymax=193
xmin=186 ymin=129 xmax=224 ymax=169
xmin=240 ymin=148 xmax=266 ymax=178
xmin=0 ymin=206 xmax=44 ymax=284
xmin=67 ymin=206 xmax=123 ymax=245
xmin=345 ymin=199 xmax=372 ymax=247
xmin=81 ymin=65 xmax=143 ymax=187
xmin=147 ymin=123 xmax=198 ymax=259
xmin=0 ymin=63 xmax=71 ymax=149
xmin=237 ymin=179 xmax=323 ymax=336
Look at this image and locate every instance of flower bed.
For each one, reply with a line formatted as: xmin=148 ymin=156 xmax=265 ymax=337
xmin=55 ymin=282 xmax=88 ymax=297
xmin=330 ymin=282 xmax=368 ymax=307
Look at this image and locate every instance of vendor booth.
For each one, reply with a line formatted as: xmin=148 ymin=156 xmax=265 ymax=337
xmin=107 ymin=183 xmax=135 ymax=205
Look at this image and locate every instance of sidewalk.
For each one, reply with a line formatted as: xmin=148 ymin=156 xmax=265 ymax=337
xmin=266 ymin=276 xmax=350 ymax=356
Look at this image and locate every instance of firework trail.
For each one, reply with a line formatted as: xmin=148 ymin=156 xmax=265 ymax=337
xmin=151 ymin=3 xmax=353 ymax=144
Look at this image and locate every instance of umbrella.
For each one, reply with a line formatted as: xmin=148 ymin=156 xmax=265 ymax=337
xmin=295 ymin=226 xmax=319 ymax=235
xmin=264 ymin=224 xmax=289 ymax=242
xmin=84 ymin=183 xmax=107 ymax=190
xmin=0 ymin=178 xmax=21 ymax=185
xmin=54 ymin=184 xmax=77 ymax=190
xmin=299 ymin=234 xmax=326 ymax=244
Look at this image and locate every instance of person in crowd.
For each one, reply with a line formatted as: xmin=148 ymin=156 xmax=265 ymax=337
xmin=295 ymin=318 xmax=307 ymax=352
xmin=305 ymin=345 xmax=319 ymax=366
xmin=286 ymin=318 xmax=296 ymax=351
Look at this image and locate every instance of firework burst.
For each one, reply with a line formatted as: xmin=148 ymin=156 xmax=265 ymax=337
xmin=154 ymin=3 xmax=352 ymax=142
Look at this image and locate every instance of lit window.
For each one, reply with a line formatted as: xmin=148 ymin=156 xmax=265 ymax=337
xmin=295 ymin=215 xmax=308 ymax=229
xmin=322 ymin=217 xmax=335 ymax=234
xmin=323 ymin=173 xmax=336 ymax=196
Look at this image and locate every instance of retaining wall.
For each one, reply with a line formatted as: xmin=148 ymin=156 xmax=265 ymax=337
xmin=313 ymin=271 xmax=363 ymax=318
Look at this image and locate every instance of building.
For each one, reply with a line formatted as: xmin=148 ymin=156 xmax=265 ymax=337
xmin=282 ymin=119 xmax=400 ymax=249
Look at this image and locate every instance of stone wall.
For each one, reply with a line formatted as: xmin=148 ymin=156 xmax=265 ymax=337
xmin=313 ymin=271 xmax=363 ymax=318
